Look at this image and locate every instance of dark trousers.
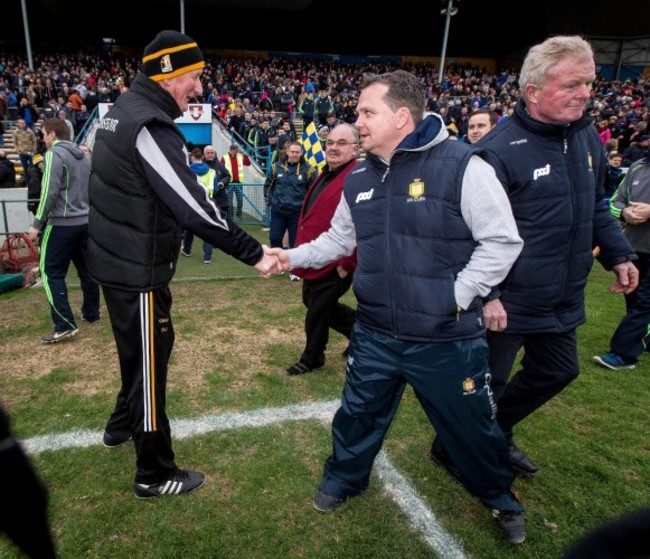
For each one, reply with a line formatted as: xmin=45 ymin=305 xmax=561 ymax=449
xmin=0 ymin=407 xmax=56 ymax=559
xmin=40 ymin=223 xmax=100 ymax=332
xmin=182 ymin=231 xmax=213 ymax=261
xmin=102 ymin=285 xmax=177 ymax=485
xmin=269 ymin=208 xmax=299 ymax=249
xmin=227 ymin=182 xmax=244 ymax=217
xmin=18 ymin=152 xmax=31 ymax=183
xmin=487 ymin=330 xmax=579 ymax=439
xmin=320 ymin=323 xmax=523 ymax=513
xmin=300 ymin=270 xmax=355 ymax=366
xmin=610 ymin=254 xmax=650 ymax=361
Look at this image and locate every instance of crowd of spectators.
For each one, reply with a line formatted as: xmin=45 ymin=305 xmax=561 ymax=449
xmin=1 ymin=47 xmax=650 ymax=164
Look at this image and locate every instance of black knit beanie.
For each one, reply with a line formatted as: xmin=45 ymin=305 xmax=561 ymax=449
xmin=142 ymin=30 xmax=205 ymax=81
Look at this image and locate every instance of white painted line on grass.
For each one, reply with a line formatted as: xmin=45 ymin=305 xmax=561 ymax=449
xmin=375 ymin=451 xmax=467 ymax=559
xmin=19 ymin=400 xmax=340 ymax=455
xmin=20 ymin=399 xmax=466 ymax=559
xmin=171 ymin=400 xmax=340 ymax=438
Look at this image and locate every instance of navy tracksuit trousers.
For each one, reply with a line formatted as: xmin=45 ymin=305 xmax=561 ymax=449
xmin=40 ymin=223 xmax=100 ymax=332
xmin=319 ymin=323 xmax=523 ymax=513
xmin=610 ymin=253 xmax=650 ymax=361
xmin=269 ymin=208 xmax=299 ymax=249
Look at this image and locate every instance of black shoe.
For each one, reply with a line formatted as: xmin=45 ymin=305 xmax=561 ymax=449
xmin=492 ymin=509 xmax=526 ymax=544
xmin=134 ymin=469 xmax=206 ymax=499
xmin=509 ymin=444 xmax=539 ymax=478
xmin=103 ymin=431 xmax=132 ymax=448
xmin=285 ymin=360 xmax=320 ymax=375
xmin=429 ymin=437 xmax=463 ymax=483
xmin=312 ymin=489 xmax=345 ymax=512
xmin=285 ymin=357 xmax=325 ymax=375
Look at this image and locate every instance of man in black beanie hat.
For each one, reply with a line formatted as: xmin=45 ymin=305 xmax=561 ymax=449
xmin=87 ymin=30 xmax=279 ymax=498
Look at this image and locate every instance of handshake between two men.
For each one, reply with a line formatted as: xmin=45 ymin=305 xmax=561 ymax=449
xmin=254 ymin=246 xmax=293 ymax=277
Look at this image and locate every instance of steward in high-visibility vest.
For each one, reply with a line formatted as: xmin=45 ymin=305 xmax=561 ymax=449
xmin=221 ymin=147 xmax=251 ymax=183
xmin=197 ymin=167 xmax=217 ymax=196
xmin=184 ymin=147 xmax=231 ymax=263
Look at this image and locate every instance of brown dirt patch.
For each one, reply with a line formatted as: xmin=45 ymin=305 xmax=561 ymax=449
xmin=0 ymin=278 xmax=330 ymax=403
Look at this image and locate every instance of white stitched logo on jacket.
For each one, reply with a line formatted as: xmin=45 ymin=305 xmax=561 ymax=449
xmin=355 ymin=188 xmax=374 ymax=204
xmin=533 ymin=164 xmax=551 ymax=181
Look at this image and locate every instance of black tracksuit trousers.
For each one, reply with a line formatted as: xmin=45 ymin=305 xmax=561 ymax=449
xmin=102 ymin=285 xmax=177 ymax=485
xmin=487 ymin=329 xmax=580 ymax=440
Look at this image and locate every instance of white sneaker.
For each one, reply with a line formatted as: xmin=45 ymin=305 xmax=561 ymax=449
xmin=289 ymin=274 xmax=300 ymax=282
xmin=41 ymin=328 xmax=79 ymax=343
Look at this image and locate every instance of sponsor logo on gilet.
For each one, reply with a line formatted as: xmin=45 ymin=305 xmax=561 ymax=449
xmin=533 ymin=164 xmax=550 ymax=181
xmin=355 ymin=188 xmax=374 ymax=204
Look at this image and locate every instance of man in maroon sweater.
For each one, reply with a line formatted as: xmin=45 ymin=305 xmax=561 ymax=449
xmin=286 ymin=123 xmax=360 ymax=375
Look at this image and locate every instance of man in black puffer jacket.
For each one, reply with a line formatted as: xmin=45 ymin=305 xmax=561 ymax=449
xmin=88 ymin=30 xmax=278 ymax=499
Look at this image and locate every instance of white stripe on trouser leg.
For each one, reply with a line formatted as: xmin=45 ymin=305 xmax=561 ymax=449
xmin=140 ymin=293 xmax=153 ymax=432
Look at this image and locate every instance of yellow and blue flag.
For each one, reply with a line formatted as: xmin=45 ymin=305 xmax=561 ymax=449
xmin=299 ymin=121 xmax=326 ymax=171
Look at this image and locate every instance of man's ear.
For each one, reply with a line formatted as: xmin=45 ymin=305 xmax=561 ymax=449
xmin=395 ymin=106 xmax=411 ymax=131
xmin=525 ymin=83 xmax=539 ymax=107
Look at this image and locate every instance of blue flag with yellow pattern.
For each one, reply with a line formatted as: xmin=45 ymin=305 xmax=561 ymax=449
xmin=299 ymin=121 xmax=326 ymax=171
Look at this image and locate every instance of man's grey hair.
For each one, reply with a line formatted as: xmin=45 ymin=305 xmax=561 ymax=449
xmin=519 ymin=36 xmax=594 ymax=94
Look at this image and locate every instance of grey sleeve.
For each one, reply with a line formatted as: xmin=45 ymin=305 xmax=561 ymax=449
xmin=287 ymin=195 xmax=357 ymax=268
xmin=609 ymin=172 xmax=629 ymax=219
xmin=455 ymin=155 xmax=523 ymax=309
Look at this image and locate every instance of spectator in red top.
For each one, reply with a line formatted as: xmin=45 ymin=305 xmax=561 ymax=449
xmin=220 ymin=143 xmax=251 ymax=219
xmin=286 ymin=123 xmax=359 ymax=375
